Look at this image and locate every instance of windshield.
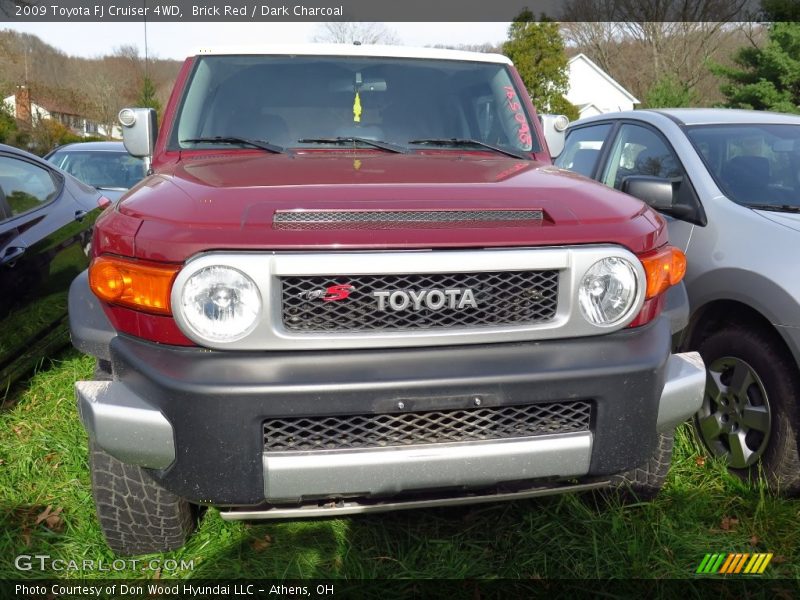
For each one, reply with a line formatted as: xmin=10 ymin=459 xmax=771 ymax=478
xmin=686 ymin=124 xmax=800 ymax=209
xmin=171 ymin=55 xmax=539 ymax=154
xmin=48 ymin=150 xmax=145 ymax=189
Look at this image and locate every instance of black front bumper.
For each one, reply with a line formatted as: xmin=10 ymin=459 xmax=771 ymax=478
xmin=86 ymin=314 xmax=673 ymax=506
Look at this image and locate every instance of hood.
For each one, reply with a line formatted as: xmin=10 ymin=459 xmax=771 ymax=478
xmin=754 ymin=209 xmax=800 ymax=233
xmin=114 ymin=152 xmax=667 ymax=262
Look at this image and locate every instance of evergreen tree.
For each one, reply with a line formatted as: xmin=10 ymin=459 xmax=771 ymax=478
xmin=137 ymin=75 xmax=161 ymax=113
xmin=713 ymin=22 xmax=800 ymax=114
xmin=502 ymin=11 xmax=579 ymax=120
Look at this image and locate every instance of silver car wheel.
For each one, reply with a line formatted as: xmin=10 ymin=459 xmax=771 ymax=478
xmin=696 ymin=356 xmax=771 ymax=469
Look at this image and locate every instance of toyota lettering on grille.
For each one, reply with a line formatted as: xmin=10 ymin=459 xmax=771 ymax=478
xmin=374 ymin=289 xmax=478 ymax=311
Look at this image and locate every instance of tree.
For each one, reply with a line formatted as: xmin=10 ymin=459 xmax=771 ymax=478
xmin=561 ymin=1 xmax=752 ymax=107
xmin=502 ymin=11 xmax=578 ymax=120
xmin=311 ymin=22 xmax=400 ymax=45
xmin=138 ymin=76 xmax=161 ymax=113
xmin=714 ymin=22 xmax=800 ymax=114
xmin=644 ymin=74 xmax=698 ymax=108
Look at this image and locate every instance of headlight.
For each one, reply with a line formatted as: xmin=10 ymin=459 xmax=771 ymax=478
xmin=578 ymin=257 xmax=638 ymax=326
xmin=179 ymin=266 xmax=261 ymax=342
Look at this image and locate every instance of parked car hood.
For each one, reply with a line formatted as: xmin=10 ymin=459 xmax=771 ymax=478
xmin=112 ymin=153 xmax=668 ymax=262
xmin=754 ymin=209 xmax=800 ymax=233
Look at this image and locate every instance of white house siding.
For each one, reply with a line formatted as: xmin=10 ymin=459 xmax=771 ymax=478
xmin=566 ymin=54 xmax=639 ymax=115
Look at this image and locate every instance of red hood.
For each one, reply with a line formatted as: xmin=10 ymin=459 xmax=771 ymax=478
xmin=106 ymin=152 xmax=667 ymax=262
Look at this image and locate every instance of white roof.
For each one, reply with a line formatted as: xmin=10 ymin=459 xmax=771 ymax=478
xmin=196 ymin=44 xmax=512 ymax=65
xmin=568 ymin=53 xmax=639 ymax=104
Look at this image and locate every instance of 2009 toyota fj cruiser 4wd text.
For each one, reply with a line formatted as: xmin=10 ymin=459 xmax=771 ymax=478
xmin=69 ymin=45 xmax=705 ymax=555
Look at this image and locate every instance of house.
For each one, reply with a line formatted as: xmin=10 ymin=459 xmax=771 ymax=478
xmin=3 ymin=86 xmax=121 ymax=139
xmin=566 ymin=54 xmax=639 ymax=119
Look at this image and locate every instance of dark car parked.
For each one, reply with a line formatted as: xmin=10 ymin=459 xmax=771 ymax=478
xmin=0 ymin=143 xmax=108 ymax=391
xmin=45 ymin=141 xmax=145 ymax=203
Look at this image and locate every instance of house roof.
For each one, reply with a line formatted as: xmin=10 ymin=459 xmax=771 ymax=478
xmin=568 ymin=53 xmax=640 ymax=104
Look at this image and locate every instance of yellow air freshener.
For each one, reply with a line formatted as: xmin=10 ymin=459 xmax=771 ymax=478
xmin=353 ymin=91 xmax=362 ymax=123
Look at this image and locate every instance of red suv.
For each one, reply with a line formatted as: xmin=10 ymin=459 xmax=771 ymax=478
xmin=69 ymin=45 xmax=704 ymax=555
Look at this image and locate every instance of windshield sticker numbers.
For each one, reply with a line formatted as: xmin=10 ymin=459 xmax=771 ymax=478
xmin=503 ymin=86 xmax=532 ymax=149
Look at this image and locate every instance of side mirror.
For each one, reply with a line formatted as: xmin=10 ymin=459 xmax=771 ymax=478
xmin=539 ymin=114 xmax=569 ymax=159
xmin=118 ymin=108 xmax=157 ymax=172
xmin=621 ymin=175 xmax=676 ymax=211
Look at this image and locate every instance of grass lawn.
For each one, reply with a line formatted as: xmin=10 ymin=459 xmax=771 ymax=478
xmin=1 ymin=350 xmax=798 ymax=582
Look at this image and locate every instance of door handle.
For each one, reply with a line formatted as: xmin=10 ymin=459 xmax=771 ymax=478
xmin=75 ymin=209 xmax=89 ymax=221
xmin=1 ymin=246 xmax=25 ymax=265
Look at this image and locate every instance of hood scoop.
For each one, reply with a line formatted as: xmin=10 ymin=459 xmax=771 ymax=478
xmin=273 ymin=209 xmax=545 ymax=230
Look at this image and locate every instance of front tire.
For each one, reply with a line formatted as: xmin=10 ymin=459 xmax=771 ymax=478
xmin=694 ymin=325 xmax=800 ymax=495
xmin=89 ymin=442 xmax=197 ymax=555
xmin=608 ymin=432 xmax=674 ymax=502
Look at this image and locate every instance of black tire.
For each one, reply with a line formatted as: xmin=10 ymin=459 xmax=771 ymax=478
xmin=89 ymin=441 xmax=197 ymax=555
xmin=694 ymin=325 xmax=800 ymax=495
xmin=607 ymin=432 xmax=674 ymax=502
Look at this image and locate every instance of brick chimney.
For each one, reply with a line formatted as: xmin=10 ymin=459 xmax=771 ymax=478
xmin=15 ymin=85 xmax=31 ymax=124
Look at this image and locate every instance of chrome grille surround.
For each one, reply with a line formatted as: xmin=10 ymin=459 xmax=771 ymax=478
xmin=170 ymin=246 xmax=647 ymax=350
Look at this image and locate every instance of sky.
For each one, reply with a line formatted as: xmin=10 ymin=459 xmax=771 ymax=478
xmin=1 ymin=22 xmax=511 ymax=59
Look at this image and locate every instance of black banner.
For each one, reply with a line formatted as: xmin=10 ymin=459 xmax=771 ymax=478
xmin=3 ymin=579 xmax=800 ymax=600
xmin=0 ymin=0 xmax=768 ymax=23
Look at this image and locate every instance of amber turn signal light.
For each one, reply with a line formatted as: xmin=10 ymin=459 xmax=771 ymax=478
xmin=640 ymin=246 xmax=686 ymax=299
xmin=89 ymin=256 xmax=179 ymax=315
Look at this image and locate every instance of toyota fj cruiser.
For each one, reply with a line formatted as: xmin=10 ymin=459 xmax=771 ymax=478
xmin=69 ymin=45 xmax=705 ymax=555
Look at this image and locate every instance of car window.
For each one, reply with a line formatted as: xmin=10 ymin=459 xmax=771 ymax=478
xmin=173 ymin=55 xmax=541 ymax=153
xmin=601 ymin=124 xmax=683 ymax=190
xmin=686 ymin=124 xmax=800 ymax=208
xmin=47 ymin=150 xmax=145 ymax=189
xmin=0 ymin=156 xmax=59 ymax=221
xmin=554 ymin=123 xmax=612 ymax=177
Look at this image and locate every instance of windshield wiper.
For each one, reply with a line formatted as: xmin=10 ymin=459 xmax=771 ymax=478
xmin=408 ymin=138 xmax=529 ymax=160
xmin=180 ymin=136 xmax=286 ymax=154
xmin=747 ymin=203 xmax=800 ymax=213
xmin=297 ymin=137 xmax=407 ymax=154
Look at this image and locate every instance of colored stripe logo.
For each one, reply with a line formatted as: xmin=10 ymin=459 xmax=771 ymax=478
xmin=696 ymin=553 xmax=773 ymax=574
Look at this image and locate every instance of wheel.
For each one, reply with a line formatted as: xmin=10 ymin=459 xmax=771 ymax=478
xmin=89 ymin=441 xmax=197 ymax=555
xmin=694 ymin=326 xmax=800 ymax=495
xmin=608 ymin=432 xmax=674 ymax=502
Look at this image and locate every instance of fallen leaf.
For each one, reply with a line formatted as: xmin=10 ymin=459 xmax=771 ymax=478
xmin=36 ymin=506 xmax=64 ymax=532
xmin=772 ymin=555 xmax=788 ymax=564
xmin=694 ymin=455 xmax=706 ymax=467
xmin=44 ymin=453 xmax=57 ymax=463
xmin=250 ymin=534 xmax=272 ymax=551
xmin=749 ymin=535 xmax=761 ymax=546
xmin=153 ymin=567 xmax=161 ymax=580
xmin=720 ymin=516 xmax=739 ymax=531
xmin=12 ymin=425 xmax=23 ymax=436
xmin=0 ymin=458 xmax=5 ymax=465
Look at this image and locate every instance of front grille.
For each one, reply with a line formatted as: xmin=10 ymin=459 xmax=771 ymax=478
xmin=263 ymin=401 xmax=591 ymax=452
xmin=273 ymin=209 xmax=543 ymax=230
xmin=281 ymin=270 xmax=559 ymax=332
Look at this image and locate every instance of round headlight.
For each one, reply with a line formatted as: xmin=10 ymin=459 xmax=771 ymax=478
xmin=579 ymin=257 xmax=638 ymax=326
xmin=179 ymin=266 xmax=261 ymax=342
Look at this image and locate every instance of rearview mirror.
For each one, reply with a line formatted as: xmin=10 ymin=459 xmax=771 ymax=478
xmin=118 ymin=108 xmax=158 ymax=172
xmin=539 ymin=114 xmax=569 ymax=158
xmin=621 ymin=176 xmax=675 ymax=211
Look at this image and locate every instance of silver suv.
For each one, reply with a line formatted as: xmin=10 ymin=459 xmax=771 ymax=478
xmin=555 ymin=108 xmax=800 ymax=493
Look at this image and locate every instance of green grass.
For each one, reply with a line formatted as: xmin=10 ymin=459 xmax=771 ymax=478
xmin=1 ymin=351 xmax=799 ymax=581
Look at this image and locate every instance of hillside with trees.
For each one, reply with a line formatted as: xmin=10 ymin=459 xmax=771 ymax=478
xmin=0 ymin=29 xmax=180 ymax=154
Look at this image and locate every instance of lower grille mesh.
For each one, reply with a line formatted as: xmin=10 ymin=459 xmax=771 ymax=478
xmin=263 ymin=401 xmax=592 ymax=452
